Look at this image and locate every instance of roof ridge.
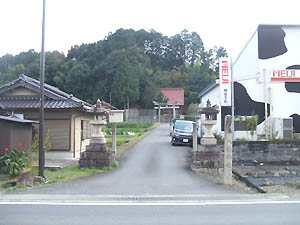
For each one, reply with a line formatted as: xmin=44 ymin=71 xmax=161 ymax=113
xmin=19 ymin=74 xmax=71 ymax=99
xmin=0 ymin=74 xmax=92 ymax=107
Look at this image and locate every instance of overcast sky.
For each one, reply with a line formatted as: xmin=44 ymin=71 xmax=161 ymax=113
xmin=0 ymin=0 xmax=299 ymax=60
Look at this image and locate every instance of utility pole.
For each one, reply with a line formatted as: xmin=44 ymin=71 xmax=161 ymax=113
xmin=39 ymin=0 xmax=46 ymax=178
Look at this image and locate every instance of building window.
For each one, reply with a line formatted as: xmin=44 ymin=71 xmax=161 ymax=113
xmin=81 ymin=120 xmax=91 ymax=139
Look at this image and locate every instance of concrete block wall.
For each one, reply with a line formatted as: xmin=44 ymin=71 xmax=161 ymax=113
xmin=219 ymin=141 xmax=300 ymax=164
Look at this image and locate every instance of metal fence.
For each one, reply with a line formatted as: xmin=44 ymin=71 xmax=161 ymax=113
xmin=127 ymin=108 xmax=157 ymax=123
xmin=127 ymin=108 xmax=178 ymax=123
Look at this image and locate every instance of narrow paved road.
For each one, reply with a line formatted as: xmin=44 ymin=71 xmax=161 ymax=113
xmin=2 ymin=124 xmax=300 ymax=225
xmin=4 ymin=124 xmax=242 ymax=197
xmin=2 ymin=202 xmax=300 ymax=225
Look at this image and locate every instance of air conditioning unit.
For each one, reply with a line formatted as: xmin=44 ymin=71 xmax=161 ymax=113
xmin=272 ymin=117 xmax=293 ymax=139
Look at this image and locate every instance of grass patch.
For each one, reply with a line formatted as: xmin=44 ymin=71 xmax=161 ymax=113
xmin=104 ymin=122 xmax=158 ymax=151
xmin=44 ymin=163 xmax=109 ymax=184
xmin=112 ymin=123 xmax=160 ymax=158
xmin=106 ymin=135 xmax=139 ymax=147
xmin=0 ymin=161 xmax=119 ymax=192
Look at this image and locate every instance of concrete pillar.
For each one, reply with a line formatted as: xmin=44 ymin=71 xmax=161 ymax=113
xmin=224 ymin=115 xmax=232 ymax=185
xmin=193 ymin=122 xmax=198 ymax=152
xmin=112 ymin=124 xmax=117 ymax=155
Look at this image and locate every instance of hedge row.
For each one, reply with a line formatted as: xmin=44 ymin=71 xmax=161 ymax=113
xmin=106 ymin=122 xmax=153 ymax=129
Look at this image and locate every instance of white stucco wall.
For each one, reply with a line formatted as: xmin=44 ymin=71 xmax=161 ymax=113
xmin=199 ymin=81 xmax=222 ymax=136
xmin=233 ymin=29 xmax=260 ymax=81
xmin=256 ymin=26 xmax=300 ymax=120
xmin=237 ymin=26 xmax=300 ymax=136
xmin=200 ymin=25 xmax=300 ymax=140
xmin=259 ymin=27 xmax=300 ymax=72
xmin=72 ymin=114 xmax=95 ymax=159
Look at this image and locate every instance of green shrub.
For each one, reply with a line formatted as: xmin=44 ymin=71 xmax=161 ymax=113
xmin=112 ymin=160 xmax=119 ymax=169
xmin=186 ymin=103 xmax=199 ymax=116
xmin=103 ymin=127 xmax=143 ymax=135
xmin=106 ymin=122 xmax=152 ymax=129
xmin=0 ymin=149 xmax=30 ymax=177
xmin=214 ymin=132 xmax=224 ymax=143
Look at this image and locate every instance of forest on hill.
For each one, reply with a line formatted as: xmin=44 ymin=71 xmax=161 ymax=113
xmin=0 ymin=29 xmax=227 ymax=109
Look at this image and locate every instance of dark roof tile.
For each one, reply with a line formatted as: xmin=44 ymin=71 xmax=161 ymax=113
xmin=0 ymin=96 xmax=83 ymax=109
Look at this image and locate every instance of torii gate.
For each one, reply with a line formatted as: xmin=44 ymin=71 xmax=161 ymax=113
xmin=153 ymin=101 xmax=180 ymax=123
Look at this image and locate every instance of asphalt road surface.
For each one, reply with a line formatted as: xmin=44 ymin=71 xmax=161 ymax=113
xmin=3 ymin=124 xmax=242 ymax=196
xmin=1 ymin=124 xmax=300 ymax=225
xmin=1 ymin=201 xmax=300 ymax=225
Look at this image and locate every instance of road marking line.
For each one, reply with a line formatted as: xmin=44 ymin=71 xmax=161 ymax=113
xmin=1 ymin=200 xmax=300 ymax=206
xmin=0 ymin=194 xmax=288 ymax=198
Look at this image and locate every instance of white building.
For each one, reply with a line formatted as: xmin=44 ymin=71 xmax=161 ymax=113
xmin=199 ymin=24 xmax=300 ymax=140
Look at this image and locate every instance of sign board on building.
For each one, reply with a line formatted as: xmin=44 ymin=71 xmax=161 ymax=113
xmin=271 ymin=69 xmax=300 ymax=82
xmin=219 ymin=58 xmax=232 ymax=106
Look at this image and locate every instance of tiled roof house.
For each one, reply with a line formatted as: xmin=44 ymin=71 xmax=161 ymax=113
xmin=160 ymin=88 xmax=184 ymax=106
xmin=0 ymin=74 xmax=107 ymax=158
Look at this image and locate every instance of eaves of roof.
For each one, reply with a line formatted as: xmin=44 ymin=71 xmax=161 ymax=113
xmin=0 ymin=74 xmax=93 ymax=109
xmin=100 ymin=100 xmax=118 ymax=110
xmin=0 ymin=115 xmax=39 ymax=124
xmin=198 ymin=80 xmax=219 ymax=98
xmin=258 ymin=24 xmax=300 ymax=29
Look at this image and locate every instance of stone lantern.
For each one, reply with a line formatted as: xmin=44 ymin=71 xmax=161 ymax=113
xmin=90 ymin=119 xmax=107 ymax=144
xmin=199 ymin=99 xmax=219 ymax=145
xmin=79 ymin=100 xmax=115 ymax=169
xmin=192 ymin=99 xmax=223 ymax=171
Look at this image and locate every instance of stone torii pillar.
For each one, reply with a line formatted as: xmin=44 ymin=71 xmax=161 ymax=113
xmin=158 ymin=104 xmax=161 ymax=123
xmin=172 ymin=103 xmax=176 ymax=119
xmin=153 ymin=101 xmax=179 ymax=123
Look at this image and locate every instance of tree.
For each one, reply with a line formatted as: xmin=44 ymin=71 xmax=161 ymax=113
xmin=181 ymin=29 xmax=204 ymax=67
xmin=186 ymin=103 xmax=199 ymax=115
xmin=0 ymin=54 xmax=14 ymax=73
xmin=0 ymin=64 xmax=25 ymax=85
xmin=0 ymin=28 xmax=228 ymax=110
xmin=91 ymin=48 xmax=141 ymax=108
xmin=45 ymin=51 xmax=65 ymax=86
xmin=184 ymin=58 xmax=214 ymax=105
xmin=65 ymin=62 xmax=92 ymax=101
xmin=211 ymin=46 xmax=228 ymax=77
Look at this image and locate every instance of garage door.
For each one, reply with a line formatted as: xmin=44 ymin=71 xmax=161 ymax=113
xmin=44 ymin=120 xmax=70 ymax=151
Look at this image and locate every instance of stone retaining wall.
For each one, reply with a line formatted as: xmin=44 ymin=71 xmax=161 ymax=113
xmin=219 ymin=141 xmax=300 ymax=164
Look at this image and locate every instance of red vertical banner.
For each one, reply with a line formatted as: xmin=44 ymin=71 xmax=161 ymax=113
xmin=219 ymin=58 xmax=232 ymax=106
